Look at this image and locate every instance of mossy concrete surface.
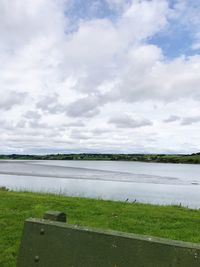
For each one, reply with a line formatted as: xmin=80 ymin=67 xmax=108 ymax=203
xmin=17 ymin=218 xmax=200 ymax=267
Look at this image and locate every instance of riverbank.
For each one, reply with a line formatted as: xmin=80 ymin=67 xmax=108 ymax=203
xmin=0 ymin=189 xmax=200 ymax=267
xmin=1 ymin=152 xmax=200 ymax=164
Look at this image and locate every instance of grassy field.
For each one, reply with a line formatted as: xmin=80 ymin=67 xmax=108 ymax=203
xmin=0 ymin=189 xmax=200 ymax=267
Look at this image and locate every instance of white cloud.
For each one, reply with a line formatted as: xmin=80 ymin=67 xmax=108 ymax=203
xmin=1 ymin=0 xmax=200 ymax=154
xmin=120 ymin=0 xmax=169 ymax=40
xmin=0 ymin=0 xmax=67 ymax=52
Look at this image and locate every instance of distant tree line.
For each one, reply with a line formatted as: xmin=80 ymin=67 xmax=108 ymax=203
xmin=0 ymin=153 xmax=200 ymax=164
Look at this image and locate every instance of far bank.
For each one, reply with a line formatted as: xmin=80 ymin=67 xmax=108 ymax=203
xmin=1 ymin=152 xmax=200 ymax=164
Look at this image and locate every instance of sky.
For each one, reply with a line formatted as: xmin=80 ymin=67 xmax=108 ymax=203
xmin=1 ymin=0 xmax=200 ymax=154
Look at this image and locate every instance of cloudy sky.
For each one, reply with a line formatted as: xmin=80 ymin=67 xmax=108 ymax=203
xmin=1 ymin=0 xmax=200 ymax=154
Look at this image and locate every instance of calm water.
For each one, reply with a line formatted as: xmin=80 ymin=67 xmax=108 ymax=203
xmin=0 ymin=160 xmax=200 ymax=208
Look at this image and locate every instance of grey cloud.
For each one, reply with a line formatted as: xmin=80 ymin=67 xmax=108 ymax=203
xmin=163 ymin=115 xmax=200 ymax=125
xmin=181 ymin=116 xmax=200 ymax=125
xmin=91 ymin=128 xmax=113 ymax=135
xmin=16 ymin=120 xmax=26 ymax=128
xmin=25 ymin=111 xmax=41 ymax=120
xmin=163 ymin=115 xmax=181 ymax=123
xmin=0 ymin=91 xmax=28 ymax=110
xmin=37 ymin=94 xmax=65 ymax=114
xmin=16 ymin=110 xmax=49 ymax=129
xmin=109 ymin=114 xmax=153 ymax=128
xmin=0 ymin=119 xmax=14 ymax=130
xmin=28 ymin=120 xmax=49 ymax=129
xmin=16 ymin=119 xmax=49 ymax=130
xmin=19 ymin=111 xmax=49 ymax=129
xmin=37 ymin=93 xmax=102 ymax=118
xmin=66 ymin=95 xmax=101 ymax=118
xmin=63 ymin=121 xmax=85 ymax=127
xmin=70 ymin=128 xmax=113 ymax=140
xmin=70 ymin=129 xmax=91 ymax=140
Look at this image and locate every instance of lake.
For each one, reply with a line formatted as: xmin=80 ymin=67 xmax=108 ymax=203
xmin=0 ymin=160 xmax=200 ymax=208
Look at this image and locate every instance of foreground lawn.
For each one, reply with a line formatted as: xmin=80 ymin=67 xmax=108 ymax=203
xmin=0 ymin=190 xmax=200 ymax=267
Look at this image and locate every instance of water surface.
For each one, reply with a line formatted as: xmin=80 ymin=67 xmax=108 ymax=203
xmin=0 ymin=160 xmax=199 ymax=208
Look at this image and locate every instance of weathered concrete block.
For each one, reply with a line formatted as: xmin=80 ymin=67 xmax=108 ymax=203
xmin=17 ymin=217 xmax=200 ymax=267
xmin=43 ymin=211 xmax=67 ymax=222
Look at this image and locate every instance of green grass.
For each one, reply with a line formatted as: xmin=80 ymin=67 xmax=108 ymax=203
xmin=0 ymin=189 xmax=200 ymax=267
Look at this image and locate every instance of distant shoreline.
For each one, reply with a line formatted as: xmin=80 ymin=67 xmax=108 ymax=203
xmin=0 ymin=153 xmax=200 ymax=164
